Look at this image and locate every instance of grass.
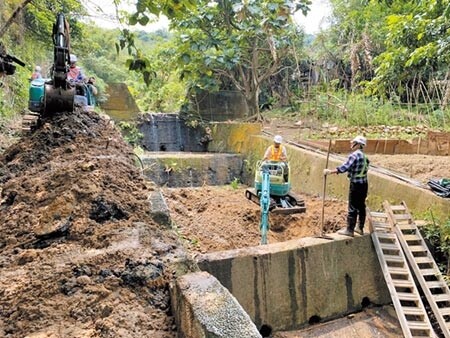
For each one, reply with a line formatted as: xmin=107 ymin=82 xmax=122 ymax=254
xmin=262 ymin=88 xmax=450 ymax=140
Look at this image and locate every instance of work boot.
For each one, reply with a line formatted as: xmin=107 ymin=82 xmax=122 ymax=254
xmin=354 ymin=227 xmax=364 ymax=236
xmin=338 ymin=228 xmax=354 ymax=237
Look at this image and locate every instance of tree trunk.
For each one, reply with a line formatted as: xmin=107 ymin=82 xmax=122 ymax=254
xmin=246 ymin=90 xmax=261 ymax=121
xmin=0 ymin=0 xmax=33 ymax=39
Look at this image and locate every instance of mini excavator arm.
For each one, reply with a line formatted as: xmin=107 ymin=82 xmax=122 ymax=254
xmin=259 ymin=168 xmax=270 ymax=245
xmin=43 ymin=13 xmax=75 ymax=114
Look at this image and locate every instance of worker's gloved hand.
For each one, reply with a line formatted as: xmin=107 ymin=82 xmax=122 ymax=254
xmin=323 ymin=169 xmax=333 ymax=176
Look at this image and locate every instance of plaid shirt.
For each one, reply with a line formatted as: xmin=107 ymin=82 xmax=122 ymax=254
xmin=336 ymin=149 xmax=369 ymax=183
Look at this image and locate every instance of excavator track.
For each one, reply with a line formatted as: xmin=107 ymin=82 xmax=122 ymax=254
xmin=21 ymin=111 xmax=40 ymax=133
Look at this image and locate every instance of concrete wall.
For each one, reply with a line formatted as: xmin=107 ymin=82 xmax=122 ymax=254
xmin=197 ymin=234 xmax=390 ymax=332
xmin=209 ymin=124 xmax=450 ymax=222
xmin=140 ymin=153 xmax=243 ymax=187
xmin=138 ymin=113 xmax=208 ymax=152
xmin=193 ymin=90 xmax=249 ymax=121
xmin=100 ymin=83 xmax=140 ymax=121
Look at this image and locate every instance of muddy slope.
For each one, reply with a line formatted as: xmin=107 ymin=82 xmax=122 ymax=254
xmin=0 ymin=109 xmax=185 ymax=338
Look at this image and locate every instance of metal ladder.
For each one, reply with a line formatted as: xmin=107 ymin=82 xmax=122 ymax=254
xmin=384 ymin=201 xmax=450 ymax=338
xmin=367 ymin=207 xmax=436 ymax=338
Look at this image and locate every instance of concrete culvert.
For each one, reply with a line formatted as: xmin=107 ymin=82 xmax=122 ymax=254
xmin=308 ymin=315 xmax=322 ymax=325
xmin=259 ymin=324 xmax=272 ymax=337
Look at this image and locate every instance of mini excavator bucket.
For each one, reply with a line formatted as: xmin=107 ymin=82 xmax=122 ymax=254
xmin=44 ymin=84 xmax=75 ymax=114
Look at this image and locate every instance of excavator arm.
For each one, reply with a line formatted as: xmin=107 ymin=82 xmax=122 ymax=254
xmin=259 ymin=168 xmax=270 ymax=245
xmin=44 ymin=13 xmax=75 ymax=113
xmin=28 ymin=13 xmax=74 ymax=119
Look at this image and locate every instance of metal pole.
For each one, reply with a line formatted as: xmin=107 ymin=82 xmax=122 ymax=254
xmin=318 ymin=139 xmax=334 ymax=240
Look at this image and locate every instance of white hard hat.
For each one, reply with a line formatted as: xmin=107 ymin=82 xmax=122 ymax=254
xmin=351 ymin=135 xmax=367 ymax=146
xmin=70 ymin=54 xmax=77 ymax=63
xmin=35 ymin=66 xmax=41 ymax=72
xmin=274 ymin=135 xmax=283 ymax=143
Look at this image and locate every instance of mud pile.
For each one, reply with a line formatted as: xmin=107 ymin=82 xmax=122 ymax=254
xmin=0 ymin=109 xmax=184 ymax=338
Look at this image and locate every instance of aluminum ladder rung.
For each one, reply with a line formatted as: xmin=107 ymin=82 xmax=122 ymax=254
xmin=397 ymin=292 xmax=420 ymax=302
xmin=370 ymin=212 xmax=387 ymax=218
xmin=393 ymin=280 xmax=415 ymax=288
xmin=439 ymin=307 xmax=450 ymax=316
xmin=376 ymin=232 xmax=397 ymax=239
xmin=397 ymin=223 xmax=416 ymax=230
xmin=403 ymin=234 xmax=422 ymax=241
xmin=380 ymin=243 xmax=401 ymax=250
xmin=425 ymin=281 xmax=448 ymax=289
xmin=413 ymin=257 xmax=433 ymax=264
xmin=432 ymin=294 xmax=450 ymax=302
xmin=420 ymin=269 xmax=439 ymax=276
xmin=402 ymin=306 xmax=427 ymax=316
xmin=388 ymin=267 xmax=410 ymax=275
xmin=408 ymin=321 xmax=435 ymax=331
xmin=409 ymin=245 xmax=427 ymax=253
xmin=392 ymin=213 xmax=412 ymax=220
xmin=384 ymin=255 xmax=406 ymax=263
xmin=390 ymin=205 xmax=407 ymax=211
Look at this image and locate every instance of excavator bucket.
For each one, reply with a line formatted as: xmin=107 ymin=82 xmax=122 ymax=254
xmin=271 ymin=205 xmax=306 ymax=215
xmin=44 ymin=84 xmax=75 ymax=114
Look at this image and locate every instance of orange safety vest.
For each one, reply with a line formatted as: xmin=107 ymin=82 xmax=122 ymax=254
xmin=267 ymin=145 xmax=285 ymax=161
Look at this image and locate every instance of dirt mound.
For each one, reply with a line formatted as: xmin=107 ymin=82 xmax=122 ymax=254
xmin=0 ymin=109 xmax=182 ymax=337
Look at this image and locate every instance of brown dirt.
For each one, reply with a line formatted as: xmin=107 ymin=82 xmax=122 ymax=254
xmin=369 ymin=154 xmax=449 ymax=184
xmin=0 ymin=109 xmax=182 ymax=338
xmin=163 ymin=186 xmax=348 ymax=253
xmin=0 ymin=111 xmax=447 ymax=338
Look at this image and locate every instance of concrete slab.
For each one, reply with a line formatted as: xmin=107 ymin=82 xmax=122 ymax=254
xmin=170 ymin=271 xmax=262 ymax=338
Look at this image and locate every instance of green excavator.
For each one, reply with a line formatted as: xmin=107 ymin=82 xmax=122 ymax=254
xmin=25 ymin=13 xmax=95 ymax=131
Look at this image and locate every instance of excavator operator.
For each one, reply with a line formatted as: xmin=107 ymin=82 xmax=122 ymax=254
xmin=263 ymin=135 xmax=289 ymax=181
xmin=263 ymin=135 xmax=287 ymax=161
xmin=67 ymin=54 xmax=84 ymax=83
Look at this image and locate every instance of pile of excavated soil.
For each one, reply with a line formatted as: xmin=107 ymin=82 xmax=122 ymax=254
xmin=163 ymin=186 xmax=348 ymax=253
xmin=0 ymin=109 xmax=185 ymax=338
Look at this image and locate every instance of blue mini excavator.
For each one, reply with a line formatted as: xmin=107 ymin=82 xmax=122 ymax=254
xmin=246 ymin=161 xmax=306 ymax=244
xmin=245 ymin=161 xmax=306 ymax=215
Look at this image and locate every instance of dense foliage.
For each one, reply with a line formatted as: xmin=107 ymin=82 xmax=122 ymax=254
xmin=1 ymin=0 xmax=450 ymax=129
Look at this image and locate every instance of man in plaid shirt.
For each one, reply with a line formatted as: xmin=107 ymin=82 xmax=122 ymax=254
xmin=324 ymin=135 xmax=369 ymax=237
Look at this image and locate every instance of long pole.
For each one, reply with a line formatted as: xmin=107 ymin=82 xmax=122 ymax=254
xmin=319 ymin=140 xmax=333 ymax=239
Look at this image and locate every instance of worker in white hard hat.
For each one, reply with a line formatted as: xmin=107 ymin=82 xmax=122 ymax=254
xmin=263 ymin=135 xmax=287 ymax=162
xmin=263 ymin=135 xmax=289 ymax=182
xmin=30 ymin=65 xmax=42 ymax=80
xmin=323 ymin=135 xmax=369 ymax=237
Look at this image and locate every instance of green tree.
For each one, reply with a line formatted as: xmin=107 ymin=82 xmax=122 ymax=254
xmin=172 ymin=0 xmax=311 ymax=120
xmin=126 ymin=0 xmax=311 ymax=120
xmin=369 ymin=0 xmax=450 ymax=107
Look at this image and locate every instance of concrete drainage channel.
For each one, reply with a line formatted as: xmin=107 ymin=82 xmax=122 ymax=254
xmin=140 ymin=119 xmax=449 ymax=337
xmin=145 ymin=154 xmax=392 ymax=338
